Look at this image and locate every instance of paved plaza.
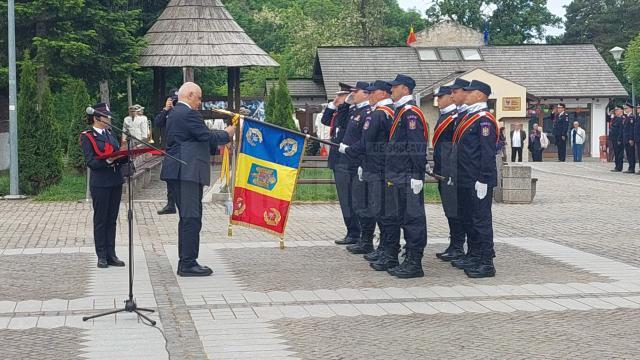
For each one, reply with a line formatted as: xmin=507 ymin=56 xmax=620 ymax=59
xmin=1 ymin=161 xmax=640 ymax=359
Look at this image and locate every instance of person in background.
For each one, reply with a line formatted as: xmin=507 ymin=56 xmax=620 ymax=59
xmin=570 ymin=121 xmax=586 ymax=162
xmin=610 ymin=105 xmax=625 ymax=172
xmin=122 ymin=104 xmax=148 ymax=147
xmin=509 ymin=124 xmax=526 ymax=162
xmin=529 ymin=123 xmax=543 ymax=162
xmin=622 ymin=103 xmax=636 ymax=173
xmin=636 ymin=105 xmax=640 ymax=174
xmin=156 ymin=88 xmax=179 ymax=215
xmin=552 ymin=103 xmax=569 ymax=162
xmin=497 ymin=126 xmax=507 ymax=162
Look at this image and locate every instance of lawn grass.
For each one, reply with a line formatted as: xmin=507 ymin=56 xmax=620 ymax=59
xmin=0 ymin=170 xmax=8 ymax=197
xmin=33 ymin=170 xmax=87 ymax=202
xmin=293 ymin=168 xmax=441 ymax=203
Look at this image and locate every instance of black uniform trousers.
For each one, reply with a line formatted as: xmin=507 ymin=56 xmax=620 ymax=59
xmin=458 ymin=186 xmax=495 ymax=259
xmin=437 ymin=183 xmax=466 ymax=252
xmin=555 ymin=135 xmax=567 ymax=161
xmin=355 ymin=172 xmax=383 ymax=241
xmin=333 ymin=165 xmax=362 ymax=239
xmin=90 ymin=185 xmax=123 ymax=260
xmin=168 ymin=180 xmax=204 ymax=269
xmin=625 ymin=142 xmax=636 ymax=171
xmin=612 ymin=141 xmax=624 ymax=171
xmin=380 ymin=180 xmax=427 ymax=254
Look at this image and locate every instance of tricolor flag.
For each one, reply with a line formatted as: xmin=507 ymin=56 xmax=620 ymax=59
xmin=406 ymin=25 xmax=417 ymax=46
xmin=230 ymin=118 xmax=306 ymax=237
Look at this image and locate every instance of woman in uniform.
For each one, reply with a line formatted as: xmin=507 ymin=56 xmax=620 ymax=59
xmin=81 ymin=102 xmax=128 ymax=268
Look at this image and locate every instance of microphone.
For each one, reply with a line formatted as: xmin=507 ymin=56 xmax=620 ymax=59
xmin=86 ymin=107 xmax=111 ymax=118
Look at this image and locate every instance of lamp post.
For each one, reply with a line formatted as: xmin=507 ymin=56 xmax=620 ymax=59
xmin=610 ymin=46 xmax=636 ymax=115
xmin=7 ymin=0 xmax=21 ymax=198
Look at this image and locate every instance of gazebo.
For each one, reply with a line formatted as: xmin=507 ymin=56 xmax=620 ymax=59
xmin=139 ymin=0 xmax=278 ymax=113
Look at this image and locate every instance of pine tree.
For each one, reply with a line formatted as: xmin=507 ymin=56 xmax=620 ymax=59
xmin=269 ymin=67 xmax=297 ymax=130
xmin=17 ymin=53 xmax=63 ymax=194
xmin=265 ymin=83 xmax=277 ymax=121
xmin=57 ymin=79 xmax=92 ymax=173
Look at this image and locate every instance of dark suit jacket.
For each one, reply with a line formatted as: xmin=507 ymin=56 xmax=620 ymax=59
xmin=160 ymin=102 xmax=230 ymax=186
xmin=509 ymin=129 xmax=527 ymax=148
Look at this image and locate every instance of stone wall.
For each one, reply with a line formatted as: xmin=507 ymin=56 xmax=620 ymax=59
xmin=411 ymin=21 xmax=484 ymax=48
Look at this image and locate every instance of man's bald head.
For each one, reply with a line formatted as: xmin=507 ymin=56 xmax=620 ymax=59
xmin=178 ymin=82 xmax=202 ymax=110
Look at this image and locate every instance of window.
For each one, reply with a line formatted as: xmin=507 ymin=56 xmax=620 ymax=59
xmin=460 ymin=48 xmax=482 ymax=60
xmin=417 ymin=48 xmax=437 ymax=61
xmin=438 ymin=49 xmax=461 ymax=61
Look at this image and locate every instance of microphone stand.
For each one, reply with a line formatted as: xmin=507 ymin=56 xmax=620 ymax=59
xmin=82 ymin=115 xmax=186 ymax=326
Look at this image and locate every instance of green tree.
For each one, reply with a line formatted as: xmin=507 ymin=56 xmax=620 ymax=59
xmin=625 ymin=33 xmax=640 ymax=94
xmin=17 ymin=53 xmax=63 ymax=195
xmin=425 ymin=0 xmax=561 ymax=44
xmin=269 ymin=67 xmax=297 ymax=130
xmin=265 ymin=83 xmax=277 ymax=121
xmin=56 ymin=79 xmax=93 ymax=173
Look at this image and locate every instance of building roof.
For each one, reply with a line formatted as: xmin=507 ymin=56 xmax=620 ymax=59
xmin=314 ymin=44 xmax=627 ymax=99
xmin=139 ymin=0 xmax=278 ymax=68
xmin=265 ymin=79 xmax=326 ymax=97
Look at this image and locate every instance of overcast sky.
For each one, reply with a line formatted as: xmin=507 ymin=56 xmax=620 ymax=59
xmin=397 ymin=0 xmax=571 ymax=39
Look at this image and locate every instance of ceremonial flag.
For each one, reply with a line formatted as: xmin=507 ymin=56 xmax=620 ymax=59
xmin=230 ymin=118 xmax=306 ymax=237
xmin=406 ymin=26 xmax=417 ymax=46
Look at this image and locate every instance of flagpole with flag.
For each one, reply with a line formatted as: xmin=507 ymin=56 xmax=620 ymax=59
xmin=406 ymin=25 xmax=417 ymax=46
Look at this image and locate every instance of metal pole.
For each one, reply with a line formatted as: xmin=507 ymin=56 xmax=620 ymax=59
xmin=8 ymin=0 xmax=20 ymax=196
xmin=127 ymin=75 xmax=133 ymax=107
xmin=632 ymin=82 xmax=636 ymax=116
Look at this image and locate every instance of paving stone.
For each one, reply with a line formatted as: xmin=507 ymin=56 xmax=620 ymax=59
xmin=327 ymin=303 xmax=361 ymax=317
xmin=278 ymin=305 xmax=310 ymax=319
xmin=303 ymin=304 xmax=336 ymax=318
xmin=376 ymin=303 xmax=412 ymax=315
xmin=599 ymin=297 xmax=640 ymax=309
xmin=402 ymin=302 xmax=439 ymax=314
xmin=427 ymin=301 xmax=465 ymax=314
xmin=352 ymin=304 xmax=387 ymax=316
xmin=525 ymin=299 xmax=567 ymax=311
xmin=548 ymin=298 xmax=592 ymax=311
xmin=575 ymin=298 xmax=618 ymax=310
xmin=500 ymin=300 xmax=543 ymax=312
xmin=476 ymin=300 xmax=516 ymax=313
xmin=450 ymin=301 xmax=491 ymax=313
xmin=0 ymin=327 xmax=85 ymax=359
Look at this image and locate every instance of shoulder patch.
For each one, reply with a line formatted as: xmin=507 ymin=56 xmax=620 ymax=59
xmin=481 ymin=124 xmax=490 ymax=137
xmin=363 ymin=120 xmax=370 ymax=130
xmin=408 ymin=118 xmax=417 ymax=130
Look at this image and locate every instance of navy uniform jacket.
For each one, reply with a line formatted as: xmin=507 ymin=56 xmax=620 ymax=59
xmin=154 ymin=108 xmax=172 ymax=128
xmin=81 ymin=129 xmax=127 ymax=187
xmin=553 ymin=112 xmax=569 ymax=137
xmin=623 ymin=114 xmax=635 ymax=142
xmin=635 ymin=114 xmax=640 ymax=142
xmin=385 ymin=100 xmax=428 ymax=182
xmin=609 ymin=116 xmax=624 ymax=144
xmin=339 ymin=103 xmax=371 ymax=171
xmin=345 ymin=102 xmax=393 ymax=175
xmin=160 ymin=103 xmax=230 ymax=186
xmin=433 ymin=108 xmax=457 ymax=176
xmin=455 ymin=107 xmax=498 ymax=188
xmin=320 ymin=103 xmax=350 ymax=169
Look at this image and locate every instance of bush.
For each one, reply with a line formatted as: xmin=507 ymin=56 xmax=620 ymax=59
xmin=56 ymin=79 xmax=92 ymax=173
xmin=17 ymin=53 xmax=64 ymax=194
xmin=267 ymin=67 xmax=297 ymax=130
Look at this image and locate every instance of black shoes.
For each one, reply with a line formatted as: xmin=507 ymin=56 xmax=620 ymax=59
xmin=624 ymin=170 xmax=636 ymax=174
xmin=97 ymin=258 xmax=108 ymax=268
xmin=370 ymin=251 xmax=399 ymax=271
xmin=436 ymin=248 xmax=465 ymax=262
xmin=347 ymin=235 xmax=374 ymax=254
xmin=335 ymin=236 xmax=359 ymax=245
xmin=364 ymin=248 xmax=383 ymax=262
xmin=388 ymin=251 xmax=424 ymax=278
xmin=464 ymin=258 xmax=496 ymax=278
xmin=178 ymin=264 xmax=213 ymax=277
xmin=611 ymin=169 xmax=622 ymax=172
xmin=157 ymin=204 xmax=177 ymax=215
xmin=107 ymin=256 xmax=125 ymax=267
xmin=452 ymin=255 xmax=480 ymax=270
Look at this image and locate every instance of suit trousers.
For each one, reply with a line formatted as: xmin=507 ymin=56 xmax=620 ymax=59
xmin=625 ymin=142 xmax=636 ymax=171
xmin=168 ymin=180 xmax=204 ymax=268
xmin=458 ymin=186 xmax=495 ymax=259
xmin=356 ymin=173 xmax=384 ymax=241
xmin=510 ymin=147 xmax=523 ymax=162
xmin=90 ymin=185 xmax=123 ymax=260
xmin=612 ymin=141 xmax=624 ymax=171
xmin=556 ymin=135 xmax=567 ymax=161
xmin=333 ymin=165 xmax=362 ymax=239
xmin=379 ymin=180 xmax=427 ymax=254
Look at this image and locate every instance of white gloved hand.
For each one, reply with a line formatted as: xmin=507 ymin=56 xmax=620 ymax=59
xmin=357 ymin=166 xmax=363 ymax=182
xmin=338 ymin=143 xmax=348 ymax=154
xmin=475 ymin=181 xmax=488 ymax=200
xmin=425 ymin=161 xmax=432 ymax=174
xmin=410 ymin=179 xmax=423 ymax=194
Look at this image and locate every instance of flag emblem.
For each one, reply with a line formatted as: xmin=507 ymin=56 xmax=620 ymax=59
xmin=246 ymin=128 xmax=263 ymax=146
xmin=248 ymin=164 xmax=277 ymax=190
xmin=280 ymin=138 xmax=298 ymax=157
xmin=263 ymin=208 xmax=282 ymax=226
xmin=233 ymin=197 xmax=246 ymax=216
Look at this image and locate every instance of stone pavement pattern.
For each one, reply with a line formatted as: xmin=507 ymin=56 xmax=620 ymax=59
xmin=0 ymin=161 xmax=639 ymax=359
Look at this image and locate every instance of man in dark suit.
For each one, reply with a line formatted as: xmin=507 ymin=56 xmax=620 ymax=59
xmin=553 ymin=103 xmax=570 ymax=162
xmin=161 ymin=82 xmax=235 ymax=277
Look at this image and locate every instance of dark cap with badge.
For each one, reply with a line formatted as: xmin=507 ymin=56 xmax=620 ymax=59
xmin=351 ymin=81 xmax=371 ymax=92
xmin=464 ymin=80 xmax=492 ymax=97
xmin=624 ymin=102 xmax=633 ymax=109
xmin=450 ymin=78 xmax=471 ymax=90
xmin=365 ymin=80 xmax=392 ymax=94
xmin=389 ymin=74 xmax=416 ymax=92
xmin=93 ymin=102 xmax=112 ymax=117
xmin=434 ymin=86 xmax=452 ymax=97
xmin=337 ymin=82 xmax=354 ymax=95
xmin=614 ymin=104 xmax=624 ymax=110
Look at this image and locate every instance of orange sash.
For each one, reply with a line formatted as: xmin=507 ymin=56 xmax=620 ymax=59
xmin=389 ymin=105 xmax=429 ymax=142
xmin=453 ymin=111 xmax=498 ymax=143
xmin=432 ymin=114 xmax=455 ymax=147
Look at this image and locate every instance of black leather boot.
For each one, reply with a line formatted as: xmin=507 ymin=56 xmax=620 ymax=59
xmin=369 ymin=249 xmax=399 ymax=271
xmin=438 ymin=248 xmax=465 ymax=262
xmin=464 ymin=257 xmax=496 ymax=278
xmin=451 ymin=254 xmax=480 ymax=270
xmin=347 ymin=234 xmax=374 ymax=254
xmin=364 ymin=247 xmax=383 ymax=262
xmin=157 ymin=204 xmax=176 ymax=215
xmin=335 ymin=236 xmax=359 ymax=245
xmin=388 ymin=250 xmax=424 ymax=278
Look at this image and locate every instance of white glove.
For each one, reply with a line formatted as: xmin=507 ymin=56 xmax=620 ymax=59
xmin=357 ymin=166 xmax=363 ymax=182
xmin=410 ymin=179 xmax=423 ymax=195
xmin=425 ymin=161 xmax=432 ymax=174
xmin=475 ymin=181 xmax=488 ymax=200
xmin=338 ymin=143 xmax=348 ymax=154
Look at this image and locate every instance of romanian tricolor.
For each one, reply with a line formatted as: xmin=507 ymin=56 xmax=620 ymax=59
xmin=230 ymin=118 xmax=306 ymax=237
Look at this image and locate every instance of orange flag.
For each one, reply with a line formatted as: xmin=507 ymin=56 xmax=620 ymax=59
xmin=406 ymin=26 xmax=417 ymax=46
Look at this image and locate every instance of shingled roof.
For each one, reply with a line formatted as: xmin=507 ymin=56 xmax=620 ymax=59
xmin=314 ymin=44 xmax=627 ymax=99
xmin=139 ymin=0 xmax=278 ymax=68
xmin=265 ymin=79 xmax=326 ymax=97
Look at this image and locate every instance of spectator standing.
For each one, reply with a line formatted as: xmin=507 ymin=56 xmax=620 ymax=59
xmin=529 ymin=123 xmax=543 ymax=162
xmin=509 ymin=124 xmax=526 ymax=162
xmin=122 ymin=104 xmax=148 ymax=147
xmin=570 ymin=121 xmax=586 ymax=162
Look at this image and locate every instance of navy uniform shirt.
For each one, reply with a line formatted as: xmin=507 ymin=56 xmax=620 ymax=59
xmin=623 ymin=113 xmax=635 ymax=142
xmin=609 ymin=116 xmax=624 ymax=144
xmin=433 ymin=104 xmax=457 ymax=175
xmin=81 ymin=128 xmax=127 ymax=187
xmin=553 ymin=112 xmax=570 ymax=137
xmin=345 ymin=98 xmax=394 ymax=175
xmin=385 ymin=98 xmax=428 ymax=183
xmin=454 ymin=103 xmax=498 ymax=188
xmin=320 ymin=103 xmax=350 ymax=169
xmin=339 ymin=102 xmax=371 ymax=170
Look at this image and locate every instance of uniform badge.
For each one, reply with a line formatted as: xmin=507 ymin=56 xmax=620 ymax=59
xmin=233 ymin=196 xmax=246 ymax=216
xmin=408 ymin=118 xmax=417 ymax=130
xmin=248 ymin=164 xmax=278 ymax=190
xmin=363 ymin=120 xmax=370 ymax=130
xmin=246 ymin=128 xmax=263 ymax=146
xmin=354 ymin=115 xmax=361 ymax=122
xmin=481 ymin=125 xmax=490 ymax=137
xmin=263 ymin=208 xmax=282 ymax=226
xmin=279 ymin=138 xmax=298 ymax=157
